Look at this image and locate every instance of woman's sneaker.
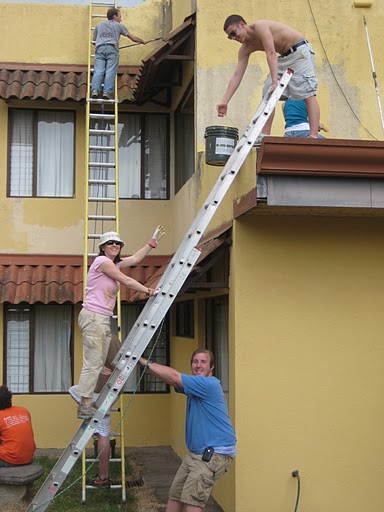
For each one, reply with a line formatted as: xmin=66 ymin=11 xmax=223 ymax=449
xmin=77 ymin=403 xmax=98 ymax=419
xmin=87 ymin=475 xmax=111 ymax=489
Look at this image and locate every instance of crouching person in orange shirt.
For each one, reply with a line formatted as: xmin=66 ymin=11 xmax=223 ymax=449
xmin=0 ymin=386 xmax=36 ymax=467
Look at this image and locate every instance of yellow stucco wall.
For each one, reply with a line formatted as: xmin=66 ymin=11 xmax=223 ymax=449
xmin=0 ymin=1 xmax=170 ymax=66
xmin=231 ymin=215 xmax=384 ymax=511
xmin=171 ymin=0 xmax=195 ymax=27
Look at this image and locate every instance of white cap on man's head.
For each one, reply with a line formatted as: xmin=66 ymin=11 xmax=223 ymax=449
xmin=98 ymin=231 xmax=125 ymax=248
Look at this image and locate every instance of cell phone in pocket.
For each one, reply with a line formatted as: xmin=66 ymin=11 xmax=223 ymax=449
xmin=202 ymin=447 xmax=214 ymax=462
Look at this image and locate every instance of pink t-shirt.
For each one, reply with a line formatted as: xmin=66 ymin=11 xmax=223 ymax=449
xmin=83 ymin=256 xmax=122 ymax=316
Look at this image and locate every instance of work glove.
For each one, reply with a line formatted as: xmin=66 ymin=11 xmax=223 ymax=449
xmin=148 ymin=225 xmax=165 ymax=248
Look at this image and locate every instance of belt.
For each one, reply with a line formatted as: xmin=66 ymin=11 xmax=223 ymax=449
xmin=280 ymin=39 xmax=308 ymax=58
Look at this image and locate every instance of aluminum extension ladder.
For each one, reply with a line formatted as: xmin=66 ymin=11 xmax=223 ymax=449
xmin=27 ymin=68 xmax=293 ymax=512
xmin=81 ymin=0 xmax=127 ymax=503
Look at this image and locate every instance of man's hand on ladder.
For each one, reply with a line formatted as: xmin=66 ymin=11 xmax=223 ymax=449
xmin=268 ymin=78 xmax=279 ymax=95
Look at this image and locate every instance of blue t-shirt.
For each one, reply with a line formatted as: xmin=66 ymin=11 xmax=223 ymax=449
xmin=283 ymin=99 xmax=309 ymax=129
xmin=177 ymin=375 xmax=236 ymax=454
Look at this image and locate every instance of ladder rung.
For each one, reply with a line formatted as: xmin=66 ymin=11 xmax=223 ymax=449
xmin=89 ymin=145 xmax=115 ymax=151
xmin=88 ymin=234 xmax=103 ymax=240
xmin=88 ymin=215 xmax=116 ymax=221
xmin=89 ymin=162 xmax=116 ymax=168
xmin=89 ymin=129 xmax=115 ymax=135
xmin=90 ymin=113 xmax=115 ymax=119
xmin=86 ymin=484 xmax=122 ymax=490
xmin=87 ymin=98 xmax=117 ymax=104
xmin=85 ymin=458 xmax=122 ymax=463
xmin=89 ymin=178 xmax=116 ymax=185
xmin=88 ymin=196 xmax=116 ymax=202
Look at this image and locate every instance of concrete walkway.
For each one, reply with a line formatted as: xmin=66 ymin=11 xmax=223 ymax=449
xmin=127 ymin=446 xmax=224 ymax=512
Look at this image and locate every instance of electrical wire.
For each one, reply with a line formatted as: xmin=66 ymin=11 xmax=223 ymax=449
xmin=307 ymin=0 xmax=378 ymax=140
xmin=293 ymin=473 xmax=301 ymax=512
xmin=363 ymin=16 xmax=384 ymax=136
xmin=291 ymin=470 xmax=301 ymax=511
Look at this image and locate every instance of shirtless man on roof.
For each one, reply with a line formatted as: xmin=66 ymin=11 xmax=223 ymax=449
xmin=217 ymin=15 xmax=320 ymax=138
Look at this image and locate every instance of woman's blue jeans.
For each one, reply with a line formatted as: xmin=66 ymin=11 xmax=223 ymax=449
xmin=91 ymin=44 xmax=119 ymax=94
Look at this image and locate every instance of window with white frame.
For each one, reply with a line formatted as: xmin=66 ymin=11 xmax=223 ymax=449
xmin=8 ymin=109 xmax=75 ymax=197
xmin=111 ymin=304 xmax=169 ymax=393
xmin=89 ymin=113 xmax=169 ymax=200
xmin=4 ymin=303 xmax=73 ymax=393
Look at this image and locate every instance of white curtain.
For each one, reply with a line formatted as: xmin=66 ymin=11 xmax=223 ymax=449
xmin=6 ymin=306 xmax=30 ymax=393
xmin=118 ymin=114 xmax=141 ymax=198
xmin=9 ymin=110 xmax=34 ymax=196
xmin=37 ymin=111 xmax=74 ymax=196
xmin=145 ymin=115 xmax=167 ymax=199
xmin=34 ymin=305 xmax=72 ymax=392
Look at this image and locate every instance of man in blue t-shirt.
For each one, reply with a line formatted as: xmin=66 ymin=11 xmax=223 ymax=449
xmin=282 ymin=99 xmax=327 ymax=138
xmin=91 ymin=8 xmax=147 ymax=100
xmin=139 ymin=349 xmax=236 ymax=511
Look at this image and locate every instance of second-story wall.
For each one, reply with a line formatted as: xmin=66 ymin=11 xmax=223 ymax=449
xmin=1 ymin=1 xmax=169 ymax=67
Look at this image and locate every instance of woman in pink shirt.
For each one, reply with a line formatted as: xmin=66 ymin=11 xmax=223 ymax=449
xmin=76 ymin=226 xmax=165 ymax=419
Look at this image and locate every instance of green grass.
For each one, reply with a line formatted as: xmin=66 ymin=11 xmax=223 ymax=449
xmin=29 ymin=455 xmax=137 ymax=512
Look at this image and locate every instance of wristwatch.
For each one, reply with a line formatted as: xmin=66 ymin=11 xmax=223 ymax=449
xmin=147 ymin=360 xmax=153 ymax=367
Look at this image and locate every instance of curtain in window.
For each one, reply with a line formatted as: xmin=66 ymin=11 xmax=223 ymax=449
xmin=6 ymin=306 xmax=30 ymax=393
xmin=34 ymin=305 xmax=72 ymax=392
xmin=145 ymin=115 xmax=167 ymax=199
xmin=118 ymin=115 xmax=141 ymax=198
xmin=37 ymin=112 xmax=74 ymax=197
xmin=9 ymin=110 xmax=34 ymax=196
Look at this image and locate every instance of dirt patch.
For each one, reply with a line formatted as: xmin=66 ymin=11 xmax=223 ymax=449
xmin=131 ymin=486 xmax=166 ymax=512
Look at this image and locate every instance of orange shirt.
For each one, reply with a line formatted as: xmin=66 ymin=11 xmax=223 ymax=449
xmin=0 ymin=405 xmax=36 ymax=464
